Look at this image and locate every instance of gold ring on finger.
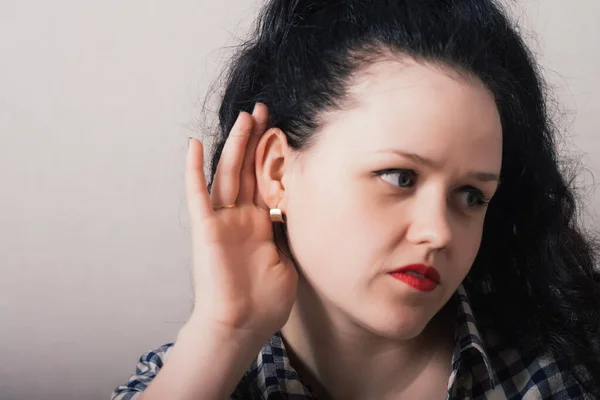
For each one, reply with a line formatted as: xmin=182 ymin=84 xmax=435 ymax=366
xmin=212 ymin=203 xmax=236 ymax=211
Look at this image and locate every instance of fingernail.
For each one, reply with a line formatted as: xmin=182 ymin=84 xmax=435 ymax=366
xmin=252 ymin=102 xmax=258 ymax=114
xmin=188 ymin=137 xmax=192 ymax=148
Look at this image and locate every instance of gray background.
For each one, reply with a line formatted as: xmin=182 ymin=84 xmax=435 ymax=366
xmin=1 ymin=1 xmax=598 ymax=399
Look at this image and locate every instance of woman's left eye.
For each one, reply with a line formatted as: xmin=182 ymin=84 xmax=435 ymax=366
xmin=378 ymin=169 xmax=417 ymax=188
xmin=458 ymin=187 xmax=489 ymax=209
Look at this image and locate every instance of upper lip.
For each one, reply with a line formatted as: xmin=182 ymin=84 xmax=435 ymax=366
xmin=389 ymin=264 xmax=441 ymax=284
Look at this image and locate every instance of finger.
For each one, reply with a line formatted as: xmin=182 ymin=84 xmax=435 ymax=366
xmin=238 ymin=103 xmax=269 ymax=204
xmin=210 ymin=111 xmax=254 ymax=207
xmin=186 ymin=137 xmax=213 ymax=222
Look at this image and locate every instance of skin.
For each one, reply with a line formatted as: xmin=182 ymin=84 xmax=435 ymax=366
xmin=254 ymin=58 xmax=503 ymax=399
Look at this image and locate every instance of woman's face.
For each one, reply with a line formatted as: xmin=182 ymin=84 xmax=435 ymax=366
xmin=275 ymin=59 xmax=502 ymax=339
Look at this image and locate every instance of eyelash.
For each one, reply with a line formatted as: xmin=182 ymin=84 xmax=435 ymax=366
xmin=374 ymin=168 xmax=490 ymax=210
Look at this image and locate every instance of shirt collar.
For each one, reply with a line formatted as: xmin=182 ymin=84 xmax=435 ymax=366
xmin=453 ymin=283 xmax=499 ymax=390
xmin=248 ymin=332 xmax=315 ymax=397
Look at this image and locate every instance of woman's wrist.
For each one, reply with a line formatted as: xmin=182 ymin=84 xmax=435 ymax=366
xmin=180 ymin=311 xmax=271 ymax=349
xmin=177 ymin=313 xmax=269 ymax=371
xmin=166 ymin=315 xmax=267 ymax=399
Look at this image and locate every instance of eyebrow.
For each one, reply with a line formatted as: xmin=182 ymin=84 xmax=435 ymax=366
xmin=376 ymin=149 xmax=500 ymax=182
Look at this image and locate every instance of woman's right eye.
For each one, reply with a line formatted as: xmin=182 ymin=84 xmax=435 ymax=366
xmin=377 ymin=169 xmax=417 ymax=188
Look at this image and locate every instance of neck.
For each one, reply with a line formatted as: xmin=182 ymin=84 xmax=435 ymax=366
xmin=280 ymin=279 xmax=456 ymax=400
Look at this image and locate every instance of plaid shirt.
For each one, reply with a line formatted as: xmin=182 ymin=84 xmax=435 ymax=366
xmin=111 ymin=285 xmax=590 ymax=399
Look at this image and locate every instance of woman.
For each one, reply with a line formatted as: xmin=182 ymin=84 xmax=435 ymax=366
xmin=112 ymin=0 xmax=600 ymax=398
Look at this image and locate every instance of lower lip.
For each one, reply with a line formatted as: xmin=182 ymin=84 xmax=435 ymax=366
xmin=389 ymin=272 xmax=438 ymax=292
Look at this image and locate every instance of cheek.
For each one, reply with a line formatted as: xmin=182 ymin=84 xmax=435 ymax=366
xmin=284 ymin=172 xmax=381 ymax=287
xmin=450 ymin=220 xmax=485 ymax=278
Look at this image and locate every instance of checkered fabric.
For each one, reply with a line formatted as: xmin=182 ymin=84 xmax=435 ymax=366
xmin=111 ymin=285 xmax=591 ymax=399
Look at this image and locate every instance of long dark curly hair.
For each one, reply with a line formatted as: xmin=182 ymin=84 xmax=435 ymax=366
xmin=205 ymin=0 xmax=600 ymax=395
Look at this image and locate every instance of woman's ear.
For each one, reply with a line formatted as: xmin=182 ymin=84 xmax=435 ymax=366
xmin=254 ymin=128 xmax=290 ymax=210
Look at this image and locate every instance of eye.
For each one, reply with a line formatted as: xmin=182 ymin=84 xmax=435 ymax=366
xmin=377 ymin=169 xmax=417 ymax=188
xmin=458 ymin=187 xmax=489 ymax=209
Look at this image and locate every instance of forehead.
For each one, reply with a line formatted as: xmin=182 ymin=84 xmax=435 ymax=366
xmin=310 ymin=58 xmax=502 ymax=169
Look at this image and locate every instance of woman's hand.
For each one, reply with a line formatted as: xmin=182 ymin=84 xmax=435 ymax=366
xmin=185 ymin=103 xmax=298 ymax=342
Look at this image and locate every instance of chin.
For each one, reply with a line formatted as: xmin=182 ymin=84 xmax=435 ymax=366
xmin=356 ymin=305 xmax=434 ymax=340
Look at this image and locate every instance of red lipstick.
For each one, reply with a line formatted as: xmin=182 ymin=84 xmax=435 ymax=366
xmin=389 ymin=264 xmax=441 ymax=292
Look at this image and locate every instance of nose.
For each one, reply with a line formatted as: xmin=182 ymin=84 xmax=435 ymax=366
xmin=405 ymin=190 xmax=452 ymax=251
